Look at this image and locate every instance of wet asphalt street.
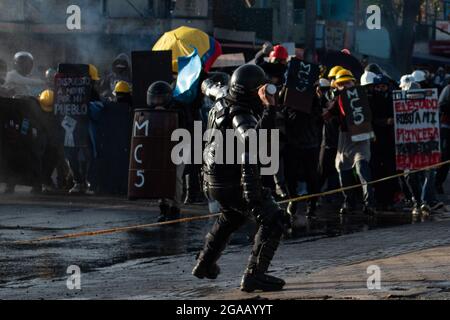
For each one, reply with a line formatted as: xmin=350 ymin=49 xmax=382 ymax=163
xmin=0 ymin=186 xmax=254 ymax=288
xmin=0 ymin=184 xmax=449 ymax=299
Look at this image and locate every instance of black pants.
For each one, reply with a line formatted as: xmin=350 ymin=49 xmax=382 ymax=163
xmin=198 ymin=187 xmax=285 ymax=275
xmin=436 ymin=127 xmax=450 ymax=188
xmin=42 ymin=143 xmax=66 ymax=187
xmin=284 ymin=146 xmax=320 ymax=207
xmin=318 ymin=146 xmax=338 ymax=190
xmin=184 ymin=164 xmax=202 ymax=198
xmin=371 ymin=142 xmax=399 ymax=206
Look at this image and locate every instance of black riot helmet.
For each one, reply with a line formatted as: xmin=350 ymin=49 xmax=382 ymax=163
xmin=14 ymin=51 xmax=34 ymax=77
xmin=45 ymin=68 xmax=57 ymax=86
xmin=146 ymin=81 xmax=173 ymax=109
xmin=229 ymin=64 xmax=266 ymax=101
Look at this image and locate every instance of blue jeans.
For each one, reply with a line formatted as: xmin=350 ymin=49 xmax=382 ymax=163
xmin=338 ymin=160 xmax=374 ymax=207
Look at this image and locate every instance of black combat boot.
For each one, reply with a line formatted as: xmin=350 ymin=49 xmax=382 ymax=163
xmin=241 ymin=272 xmax=286 ymax=293
xmin=158 ymin=201 xmax=170 ymax=222
xmin=240 ymin=225 xmax=285 ymax=293
xmin=193 ymin=213 xmax=246 ymax=280
xmin=192 ymin=233 xmax=223 ymax=280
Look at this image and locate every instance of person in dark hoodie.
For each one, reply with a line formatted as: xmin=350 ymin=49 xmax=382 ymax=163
xmin=368 ymin=74 xmax=399 ymax=209
xmin=100 ymin=53 xmax=132 ymax=101
xmin=254 ymin=43 xmax=289 ymax=197
xmin=255 ymin=43 xmax=288 ymax=89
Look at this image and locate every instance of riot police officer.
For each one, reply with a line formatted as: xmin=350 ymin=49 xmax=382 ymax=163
xmin=193 ymin=65 xmax=287 ymax=293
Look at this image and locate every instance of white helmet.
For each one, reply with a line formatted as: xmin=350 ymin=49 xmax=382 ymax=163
xmin=360 ymin=71 xmax=378 ymax=86
xmin=399 ymin=75 xmax=412 ymax=89
xmin=14 ymin=51 xmax=34 ymax=61
xmin=319 ymin=78 xmax=331 ymax=88
xmin=412 ymin=70 xmax=426 ymax=83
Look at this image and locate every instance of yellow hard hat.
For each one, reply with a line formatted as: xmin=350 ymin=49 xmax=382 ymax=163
xmin=39 ymin=89 xmax=54 ymax=113
xmin=89 ymin=64 xmax=100 ymax=81
xmin=114 ymin=81 xmax=132 ymax=95
xmin=328 ymin=66 xmax=344 ymax=80
xmin=334 ymin=69 xmax=356 ymax=85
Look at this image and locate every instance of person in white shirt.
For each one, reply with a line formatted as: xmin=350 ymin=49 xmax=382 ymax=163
xmin=4 ymin=52 xmax=44 ymax=97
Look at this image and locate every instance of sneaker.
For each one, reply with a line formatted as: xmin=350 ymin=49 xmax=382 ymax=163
xmin=420 ymin=204 xmax=432 ymax=216
xmin=69 ymin=183 xmax=86 ymax=195
xmin=412 ymin=205 xmax=422 ymax=216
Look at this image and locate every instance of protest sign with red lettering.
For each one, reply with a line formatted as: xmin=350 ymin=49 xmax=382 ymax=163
xmin=393 ymin=89 xmax=441 ymax=170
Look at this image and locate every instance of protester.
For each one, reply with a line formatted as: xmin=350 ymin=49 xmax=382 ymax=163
xmin=367 ymin=74 xmax=399 ymax=209
xmin=100 ymin=53 xmax=132 ymax=101
xmin=63 ymin=64 xmax=103 ymax=195
xmin=317 ymin=77 xmax=340 ymax=195
xmin=433 ymin=67 xmax=447 ymax=92
xmin=254 ymin=43 xmax=289 ymax=196
xmin=255 ymin=43 xmax=288 ymax=88
xmin=324 ymin=69 xmax=376 ymax=216
xmin=146 ymin=81 xmax=186 ymax=222
xmin=399 ymin=78 xmax=443 ymax=215
xmin=113 ymin=80 xmax=132 ymax=105
xmin=4 ymin=52 xmax=45 ymax=96
xmin=2 ymin=53 xmax=46 ymax=194
xmin=284 ymin=86 xmax=322 ymax=219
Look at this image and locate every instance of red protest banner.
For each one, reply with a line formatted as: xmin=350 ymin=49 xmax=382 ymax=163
xmin=393 ymin=89 xmax=441 ymax=170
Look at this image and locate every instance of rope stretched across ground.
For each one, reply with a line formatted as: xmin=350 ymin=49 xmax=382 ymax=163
xmin=8 ymin=160 xmax=450 ymax=245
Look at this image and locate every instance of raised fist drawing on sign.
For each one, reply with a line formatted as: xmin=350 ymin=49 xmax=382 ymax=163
xmin=61 ymin=115 xmax=77 ymax=147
